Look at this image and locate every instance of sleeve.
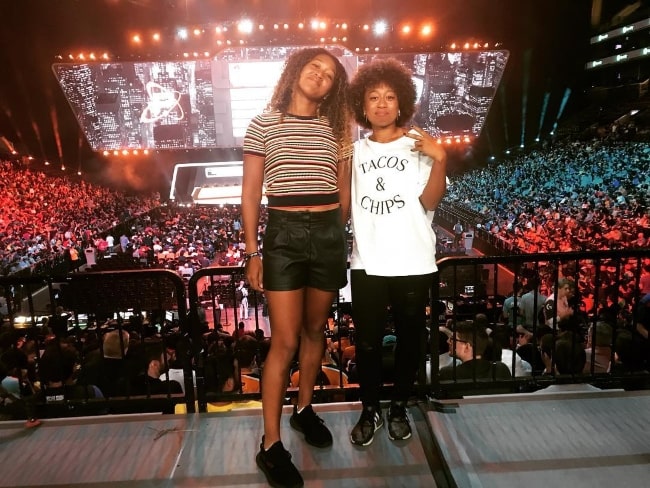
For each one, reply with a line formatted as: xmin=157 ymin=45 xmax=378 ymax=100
xmin=243 ymin=115 xmax=266 ymax=157
xmin=543 ymin=299 xmax=555 ymax=321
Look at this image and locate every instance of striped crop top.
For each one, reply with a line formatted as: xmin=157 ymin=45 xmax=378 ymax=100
xmin=243 ymin=111 xmax=340 ymax=207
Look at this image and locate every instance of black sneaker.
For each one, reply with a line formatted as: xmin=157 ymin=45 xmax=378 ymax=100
xmin=290 ymin=404 xmax=333 ymax=448
xmin=387 ymin=401 xmax=412 ymax=441
xmin=350 ymin=405 xmax=384 ymax=446
xmin=256 ymin=438 xmax=304 ymax=488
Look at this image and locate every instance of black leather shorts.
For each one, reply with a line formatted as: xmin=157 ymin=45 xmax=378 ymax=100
xmin=262 ymin=207 xmax=348 ymax=291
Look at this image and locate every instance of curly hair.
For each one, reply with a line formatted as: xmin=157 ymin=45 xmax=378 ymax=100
xmin=349 ymin=57 xmax=417 ymax=130
xmin=268 ymin=47 xmax=352 ymax=157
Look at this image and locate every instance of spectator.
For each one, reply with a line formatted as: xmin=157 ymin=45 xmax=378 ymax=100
xmin=439 ymin=321 xmax=511 ymax=381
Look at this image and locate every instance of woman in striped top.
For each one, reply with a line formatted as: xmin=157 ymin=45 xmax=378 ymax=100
xmin=242 ymin=47 xmax=352 ymax=488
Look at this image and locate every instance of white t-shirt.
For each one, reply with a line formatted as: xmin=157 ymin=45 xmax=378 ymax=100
xmin=350 ymin=134 xmax=438 ymax=276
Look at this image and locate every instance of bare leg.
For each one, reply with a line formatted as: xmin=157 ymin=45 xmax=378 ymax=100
xmin=297 ymin=287 xmax=336 ymax=409
xmin=261 ymin=289 xmax=304 ymax=449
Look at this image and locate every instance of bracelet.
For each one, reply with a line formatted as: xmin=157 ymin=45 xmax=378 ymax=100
xmin=244 ymin=251 xmax=261 ymax=261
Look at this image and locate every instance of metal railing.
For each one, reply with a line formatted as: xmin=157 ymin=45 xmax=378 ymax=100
xmin=0 ymin=269 xmax=193 ymax=419
xmin=2 ymin=247 xmax=649 ymax=420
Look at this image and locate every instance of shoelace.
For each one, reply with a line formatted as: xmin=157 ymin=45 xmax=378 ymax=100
xmin=361 ymin=409 xmax=378 ymax=425
xmin=302 ymin=408 xmax=325 ymax=425
xmin=389 ymin=406 xmax=407 ymax=420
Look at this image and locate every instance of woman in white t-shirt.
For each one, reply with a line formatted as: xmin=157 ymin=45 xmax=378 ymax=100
xmin=347 ymin=58 xmax=447 ymax=447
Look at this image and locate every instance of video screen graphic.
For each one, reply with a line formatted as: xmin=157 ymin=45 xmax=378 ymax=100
xmin=53 ymin=46 xmax=509 ymax=151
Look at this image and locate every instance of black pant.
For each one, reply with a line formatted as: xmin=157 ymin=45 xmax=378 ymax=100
xmin=350 ymin=270 xmax=434 ymax=407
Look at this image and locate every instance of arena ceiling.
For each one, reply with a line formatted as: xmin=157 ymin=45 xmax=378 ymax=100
xmin=0 ymin=0 xmax=594 ymax=193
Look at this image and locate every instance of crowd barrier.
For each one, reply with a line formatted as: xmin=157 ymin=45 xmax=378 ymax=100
xmin=1 ymin=248 xmax=649 ymax=420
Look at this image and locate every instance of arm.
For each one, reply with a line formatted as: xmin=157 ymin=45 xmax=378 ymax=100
xmin=241 ymin=153 xmax=265 ymax=291
xmin=404 ymin=125 xmax=447 ymax=211
xmin=337 ymin=152 xmax=352 ymax=224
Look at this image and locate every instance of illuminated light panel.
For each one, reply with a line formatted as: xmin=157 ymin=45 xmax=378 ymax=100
xmin=55 ymin=46 xmax=507 ymax=154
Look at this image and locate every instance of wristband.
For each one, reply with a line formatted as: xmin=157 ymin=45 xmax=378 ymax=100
xmin=244 ymin=251 xmax=261 ymax=262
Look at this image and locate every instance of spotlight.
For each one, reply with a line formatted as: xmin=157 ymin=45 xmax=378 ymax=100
xmin=373 ymin=21 xmax=387 ymax=36
xmin=420 ymin=25 xmax=433 ymax=37
xmin=237 ymin=19 xmax=253 ymax=34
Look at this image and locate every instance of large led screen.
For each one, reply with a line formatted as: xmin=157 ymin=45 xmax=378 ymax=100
xmin=53 ymin=46 xmax=508 ymax=151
